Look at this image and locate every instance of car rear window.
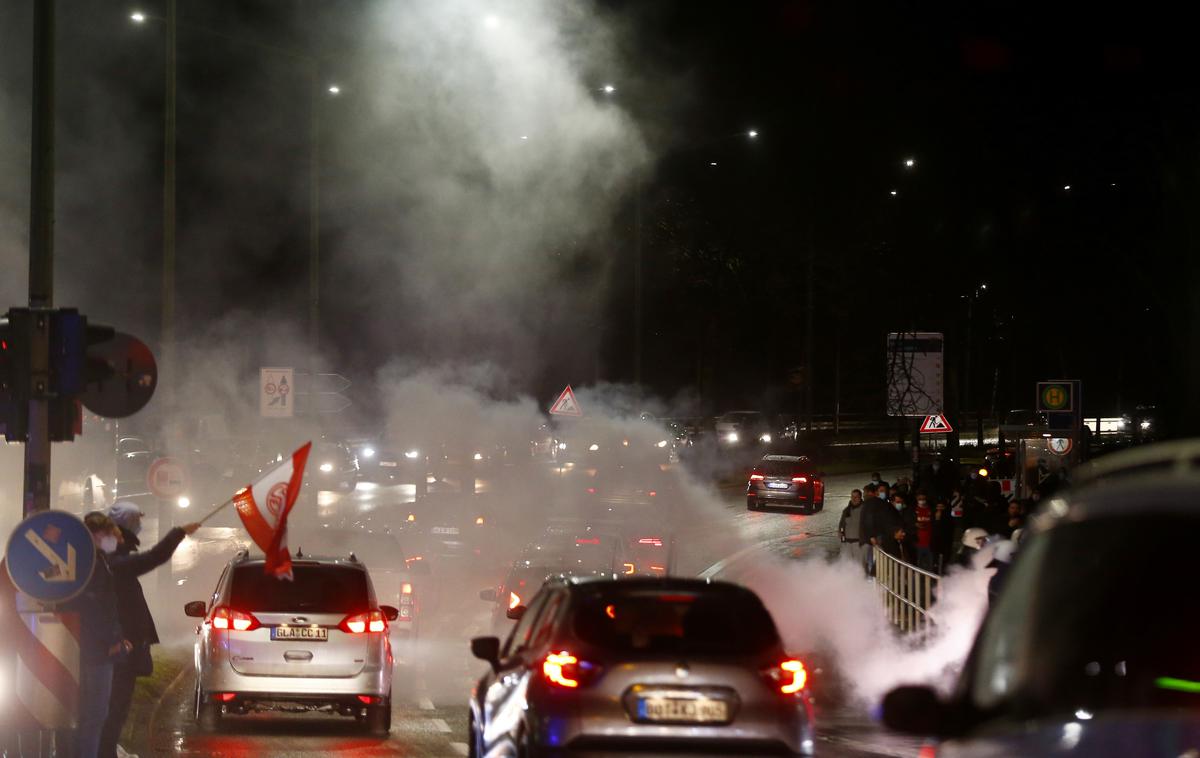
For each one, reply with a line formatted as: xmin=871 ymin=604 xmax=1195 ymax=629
xmin=230 ymin=564 xmax=369 ymax=614
xmin=761 ymin=459 xmax=806 ymax=476
xmin=573 ymin=589 xmax=780 ymax=656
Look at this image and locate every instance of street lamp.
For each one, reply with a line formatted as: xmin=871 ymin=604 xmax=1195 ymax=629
xmin=327 ymin=84 xmax=341 ymax=95
xmin=747 ymin=129 xmax=759 ymax=139
xmin=602 ymin=84 xmax=616 ymax=94
xmin=890 ymin=189 xmax=898 ymax=196
xmin=903 ymin=157 xmax=916 ymax=168
xmin=130 ymin=10 xmax=146 ymax=23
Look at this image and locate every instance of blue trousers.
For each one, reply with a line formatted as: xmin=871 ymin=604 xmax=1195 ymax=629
xmin=77 ymin=661 xmax=113 ymax=758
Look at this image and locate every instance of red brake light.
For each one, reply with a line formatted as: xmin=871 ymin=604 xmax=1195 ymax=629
xmin=637 ymin=537 xmax=663 ymax=546
xmin=401 ymin=582 xmax=413 ymax=595
xmin=576 ymin=537 xmax=601 ymax=545
xmin=648 ymin=490 xmax=657 ymax=497
xmin=209 ymin=607 xmax=260 ymax=632
xmin=542 ymin=650 xmax=600 ymax=688
xmin=215 ymin=692 xmax=237 ymax=702
xmin=764 ymin=659 xmax=808 ymax=694
xmin=749 ymin=473 xmax=765 ymax=481
xmin=357 ymin=695 xmax=383 ymax=705
xmin=586 ymin=487 xmax=597 ymax=494
xmin=792 ymin=476 xmax=808 ymax=483
xmin=340 ymin=610 xmax=387 ymax=634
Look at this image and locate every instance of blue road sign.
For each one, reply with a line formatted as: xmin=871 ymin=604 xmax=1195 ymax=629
xmin=5 ymin=510 xmax=97 ymax=604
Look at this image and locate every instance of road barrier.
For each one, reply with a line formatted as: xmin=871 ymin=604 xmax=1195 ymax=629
xmin=872 ymin=547 xmax=939 ymax=633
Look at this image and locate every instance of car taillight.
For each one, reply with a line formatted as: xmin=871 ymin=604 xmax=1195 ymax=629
xmin=508 ymin=591 xmax=522 ymax=610
xmin=749 ymin=473 xmax=765 ymax=481
xmin=637 ymin=537 xmax=663 ymax=547
xmin=340 ymin=610 xmax=387 ymax=634
xmin=586 ymin=487 xmax=597 ymax=494
xmin=542 ymin=650 xmax=599 ymax=689
xmin=792 ymin=476 xmax=808 ymax=483
xmin=209 ymin=607 xmax=261 ymax=632
xmin=764 ymin=659 xmax=808 ymax=694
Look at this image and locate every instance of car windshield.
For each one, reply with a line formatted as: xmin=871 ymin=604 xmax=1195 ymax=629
xmin=230 ymin=564 xmax=369 ymax=614
xmin=574 ymin=588 xmax=779 ymax=657
xmin=970 ymin=515 xmax=1200 ymax=720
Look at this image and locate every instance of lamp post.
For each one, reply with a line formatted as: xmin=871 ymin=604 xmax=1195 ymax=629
xmin=132 ymin=9 xmax=335 ymax=395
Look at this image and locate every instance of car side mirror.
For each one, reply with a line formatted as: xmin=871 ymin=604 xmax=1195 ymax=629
xmin=183 ymin=601 xmax=207 ymax=618
xmin=506 ymin=604 xmax=527 ymax=621
xmin=479 ymin=588 xmax=497 ymax=602
xmin=882 ymin=685 xmax=946 ymax=736
xmin=471 ymin=636 xmax=501 ymax=670
xmin=380 ymin=605 xmax=400 ymax=622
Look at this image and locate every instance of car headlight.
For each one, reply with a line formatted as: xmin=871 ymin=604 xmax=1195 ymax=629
xmin=589 ymin=443 xmax=600 ymax=452
xmin=559 ymin=442 xmax=567 ymax=450
xmin=759 ymin=433 xmax=772 ymax=443
xmin=362 ymin=447 xmax=376 ymax=459
xmin=726 ymin=432 xmax=739 ymax=443
xmin=656 ymin=440 xmax=668 ymax=448
xmin=405 ymin=450 xmax=420 ymax=459
xmin=1140 ymin=420 xmax=1151 ymax=430
xmin=320 ymin=462 xmax=334 ymax=473
xmin=473 ymin=452 xmax=484 ymax=461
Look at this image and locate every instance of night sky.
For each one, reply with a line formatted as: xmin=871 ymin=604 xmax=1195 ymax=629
xmin=1 ymin=1 xmax=1196 ymax=432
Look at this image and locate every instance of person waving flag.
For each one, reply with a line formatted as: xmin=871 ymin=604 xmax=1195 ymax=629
xmin=205 ymin=442 xmax=311 ymax=579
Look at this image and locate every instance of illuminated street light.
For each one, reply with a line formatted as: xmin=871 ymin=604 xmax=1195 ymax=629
xmin=328 ymin=84 xmax=341 ymax=95
xmin=890 ymin=190 xmax=898 ymax=196
xmin=904 ymin=157 xmax=916 ymax=168
xmin=748 ymin=129 xmax=759 ymax=138
xmin=130 ymin=10 xmax=146 ymax=23
xmin=709 ymin=161 xmax=718 ymax=167
xmin=1063 ymin=184 xmax=1071 ymax=191
xmin=602 ymin=84 xmax=616 ymax=94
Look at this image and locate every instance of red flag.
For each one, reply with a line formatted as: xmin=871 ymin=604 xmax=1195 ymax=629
xmin=234 ymin=442 xmax=311 ymax=579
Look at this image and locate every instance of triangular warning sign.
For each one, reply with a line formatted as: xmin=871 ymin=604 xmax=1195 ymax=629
xmin=549 ymin=385 xmax=583 ymax=417
xmin=920 ymin=414 xmax=953 ymax=433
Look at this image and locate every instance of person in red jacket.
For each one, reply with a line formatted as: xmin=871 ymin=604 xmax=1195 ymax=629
xmin=914 ymin=490 xmax=934 ymax=571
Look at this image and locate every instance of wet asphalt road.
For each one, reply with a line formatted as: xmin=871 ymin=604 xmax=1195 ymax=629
xmin=134 ymin=463 xmax=925 ymax=758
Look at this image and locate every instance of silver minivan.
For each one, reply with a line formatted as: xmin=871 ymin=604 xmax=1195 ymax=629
xmin=184 ymin=552 xmax=398 ymax=735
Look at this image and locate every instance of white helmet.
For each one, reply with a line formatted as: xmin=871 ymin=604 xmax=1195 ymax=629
xmin=962 ymin=527 xmax=989 ymax=549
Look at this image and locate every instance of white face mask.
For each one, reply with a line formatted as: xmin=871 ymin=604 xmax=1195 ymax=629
xmin=99 ymin=535 xmax=118 ymax=554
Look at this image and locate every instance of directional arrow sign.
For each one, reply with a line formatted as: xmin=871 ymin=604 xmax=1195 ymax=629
xmin=6 ymin=511 xmax=96 ymax=604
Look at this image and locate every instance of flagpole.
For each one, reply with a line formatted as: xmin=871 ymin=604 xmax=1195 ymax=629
xmin=198 ymin=495 xmax=237 ymax=525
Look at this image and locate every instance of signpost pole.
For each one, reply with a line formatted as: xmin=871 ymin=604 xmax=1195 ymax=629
xmin=24 ymin=0 xmax=55 ymax=517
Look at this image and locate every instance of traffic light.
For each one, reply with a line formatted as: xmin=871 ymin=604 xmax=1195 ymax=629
xmin=0 ymin=309 xmax=32 ymax=441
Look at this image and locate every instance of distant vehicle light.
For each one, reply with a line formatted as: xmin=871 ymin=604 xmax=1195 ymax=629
xmin=362 ymin=447 xmax=376 ymax=459
xmin=576 ymin=537 xmax=601 ymax=545
xmin=473 ymin=452 xmax=483 ymax=461
xmin=1116 ymin=418 xmax=1127 ymax=429
xmin=1141 ymin=420 xmax=1152 ymax=430
xmin=978 ymin=467 xmax=989 ymax=478
xmin=792 ymin=476 xmax=807 ymax=484
xmin=589 ymin=443 xmax=600 ymax=452
xmin=558 ymin=442 xmax=567 ymax=450
xmin=622 ymin=439 xmax=629 ymax=447
xmin=177 ymin=496 xmax=190 ymax=509
xmin=656 ymin=440 xmax=668 ymax=448
xmin=401 ymin=582 xmax=413 ymax=595
xmin=760 ymin=433 xmax=772 ymax=443
xmin=508 ymin=591 xmax=522 ymax=610
xmin=648 ymin=490 xmax=657 ymax=497
xmin=586 ymin=487 xmax=597 ymax=495
xmin=622 ymin=563 xmax=635 ymax=575
xmin=605 ymin=604 xmax=616 ymax=619
xmin=407 ymin=513 xmax=416 ymax=522
xmin=404 ymin=450 xmax=420 ymax=459
xmin=475 ymin=516 xmax=485 ymax=525
xmin=319 ymin=462 xmax=334 ymax=473
xmin=749 ymin=473 xmax=765 ymax=481
xmin=638 ymin=537 xmax=663 ymax=546
xmin=726 ymin=432 xmax=739 ymax=443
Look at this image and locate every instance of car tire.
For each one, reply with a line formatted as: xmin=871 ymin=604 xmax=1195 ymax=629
xmin=365 ymin=699 xmax=391 ymax=736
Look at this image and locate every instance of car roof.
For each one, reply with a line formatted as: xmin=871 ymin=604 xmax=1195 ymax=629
xmin=231 ymin=554 xmax=368 ymax=570
xmin=1035 ymin=440 xmax=1200 ymax=530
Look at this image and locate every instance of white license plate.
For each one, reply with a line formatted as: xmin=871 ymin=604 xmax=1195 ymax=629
xmin=638 ymin=697 xmax=729 ymax=723
xmin=271 ymin=625 xmax=328 ymax=642
xmin=431 ymin=526 xmax=460 ymax=535
xmin=766 ymin=482 xmax=790 ymax=489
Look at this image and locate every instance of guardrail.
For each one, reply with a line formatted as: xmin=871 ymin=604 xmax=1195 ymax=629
xmin=873 ymin=547 xmax=939 ymax=633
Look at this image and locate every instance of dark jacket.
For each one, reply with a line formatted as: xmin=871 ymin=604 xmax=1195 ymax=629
xmin=67 ymin=555 xmax=123 ymax=665
xmin=859 ymin=496 xmax=894 ymax=544
xmin=108 ymin=526 xmax=187 ymax=648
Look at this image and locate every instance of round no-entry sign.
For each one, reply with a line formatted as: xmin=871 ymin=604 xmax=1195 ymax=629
xmin=147 ymin=457 xmax=189 ymax=499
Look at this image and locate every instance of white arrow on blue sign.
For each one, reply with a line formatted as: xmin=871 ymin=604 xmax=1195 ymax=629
xmin=5 ymin=510 xmax=97 ymax=604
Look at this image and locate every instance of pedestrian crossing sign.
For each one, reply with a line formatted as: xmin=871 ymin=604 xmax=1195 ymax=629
xmin=919 ymin=414 xmax=953 ymax=433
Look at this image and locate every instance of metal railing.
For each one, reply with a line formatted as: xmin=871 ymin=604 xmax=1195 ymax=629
xmin=873 ymin=547 xmax=939 ymax=633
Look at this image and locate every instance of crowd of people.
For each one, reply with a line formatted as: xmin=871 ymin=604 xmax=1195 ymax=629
xmin=837 ymin=460 xmax=1062 ymax=577
xmin=71 ymin=504 xmax=200 ymax=758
